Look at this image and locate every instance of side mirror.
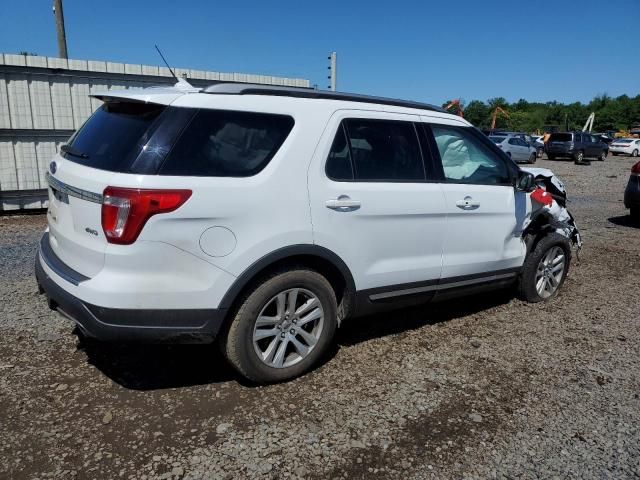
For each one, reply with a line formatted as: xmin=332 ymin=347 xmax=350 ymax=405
xmin=515 ymin=170 xmax=536 ymax=192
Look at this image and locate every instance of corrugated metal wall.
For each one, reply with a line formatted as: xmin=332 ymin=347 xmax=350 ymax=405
xmin=0 ymin=53 xmax=310 ymax=210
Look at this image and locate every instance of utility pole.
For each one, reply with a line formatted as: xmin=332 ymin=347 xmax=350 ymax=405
xmin=327 ymin=51 xmax=337 ymax=91
xmin=52 ymin=0 xmax=68 ymax=59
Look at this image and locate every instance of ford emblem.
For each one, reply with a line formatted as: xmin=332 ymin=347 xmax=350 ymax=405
xmin=49 ymin=161 xmax=57 ymax=174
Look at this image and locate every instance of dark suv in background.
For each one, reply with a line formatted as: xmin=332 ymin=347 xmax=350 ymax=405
xmin=546 ymin=132 xmax=608 ymax=163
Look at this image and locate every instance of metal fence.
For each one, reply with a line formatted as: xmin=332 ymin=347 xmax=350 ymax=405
xmin=0 ymin=53 xmax=310 ymax=210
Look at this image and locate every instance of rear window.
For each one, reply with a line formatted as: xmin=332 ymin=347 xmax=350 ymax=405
xmin=63 ymin=102 xmax=165 ymax=171
xmin=549 ymin=133 xmax=572 ymax=142
xmin=159 ymin=110 xmax=294 ymax=177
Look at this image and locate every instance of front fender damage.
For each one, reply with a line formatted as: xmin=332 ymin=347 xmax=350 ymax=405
xmin=520 ymin=167 xmax=583 ymax=256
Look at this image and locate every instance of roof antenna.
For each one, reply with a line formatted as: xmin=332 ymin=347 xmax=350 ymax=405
xmin=155 ymin=44 xmax=178 ymax=81
xmin=154 ymin=44 xmax=198 ymax=92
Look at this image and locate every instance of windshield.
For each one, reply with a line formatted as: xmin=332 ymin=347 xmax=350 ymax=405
xmin=614 ymin=140 xmax=632 ymax=144
xmin=63 ymin=102 xmax=166 ymax=171
xmin=489 ymin=136 xmax=505 ymax=143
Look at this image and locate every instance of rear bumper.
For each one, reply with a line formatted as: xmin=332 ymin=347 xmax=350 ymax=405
xmin=624 ymin=175 xmax=640 ymax=209
xmin=35 ymin=239 xmax=227 ymax=343
xmin=546 ymin=147 xmax=575 ymax=156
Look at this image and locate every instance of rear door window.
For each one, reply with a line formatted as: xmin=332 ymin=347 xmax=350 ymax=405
xmin=63 ymin=102 xmax=166 ymax=172
xmin=343 ymin=119 xmax=425 ymax=181
xmin=160 ymin=110 xmax=294 ymax=177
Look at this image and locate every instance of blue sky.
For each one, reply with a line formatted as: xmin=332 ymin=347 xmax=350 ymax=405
xmin=1 ymin=0 xmax=638 ymax=105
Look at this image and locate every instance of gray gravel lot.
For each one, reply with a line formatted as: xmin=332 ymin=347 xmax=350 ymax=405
xmin=1 ymin=156 xmax=639 ymax=479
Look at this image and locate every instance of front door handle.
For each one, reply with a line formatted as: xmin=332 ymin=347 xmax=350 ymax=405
xmin=456 ymin=196 xmax=480 ymax=210
xmin=325 ymin=195 xmax=361 ymax=212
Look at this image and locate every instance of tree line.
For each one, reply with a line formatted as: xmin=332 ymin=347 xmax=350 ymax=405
xmin=443 ymin=94 xmax=640 ymax=134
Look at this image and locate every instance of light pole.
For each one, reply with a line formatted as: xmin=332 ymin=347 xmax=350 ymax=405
xmin=52 ymin=0 xmax=68 ymax=59
xmin=327 ymin=52 xmax=337 ymax=91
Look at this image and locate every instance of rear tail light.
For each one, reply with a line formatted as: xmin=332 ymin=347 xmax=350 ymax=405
xmin=101 ymin=187 xmax=192 ymax=244
xmin=632 ymin=161 xmax=640 ymax=175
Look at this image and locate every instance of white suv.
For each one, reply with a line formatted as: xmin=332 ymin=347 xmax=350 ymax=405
xmin=36 ymin=83 xmax=580 ymax=383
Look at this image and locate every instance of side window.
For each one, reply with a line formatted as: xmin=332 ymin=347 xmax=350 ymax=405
xmin=431 ymin=125 xmax=511 ymax=185
xmin=508 ymin=138 xmax=518 ymax=146
xmin=574 ymin=134 xmax=582 ymax=143
xmin=160 ymin=109 xmax=294 ymax=177
xmin=344 ymin=119 xmax=425 ymax=181
xmin=326 ymin=124 xmax=354 ymax=181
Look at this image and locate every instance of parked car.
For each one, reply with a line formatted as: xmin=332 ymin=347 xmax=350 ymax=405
xmin=546 ymin=132 xmax=608 ymax=162
xmin=490 ymin=135 xmax=538 ymax=163
xmin=624 ymin=160 xmax=640 ymax=221
xmin=610 ymin=138 xmax=640 ymax=157
xmin=35 ymin=83 xmax=580 ymax=383
xmin=531 ymin=135 xmax=545 ymax=158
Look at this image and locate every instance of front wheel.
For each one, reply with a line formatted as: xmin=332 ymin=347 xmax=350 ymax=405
xmin=598 ymin=150 xmax=607 ymax=161
xmin=223 ymin=268 xmax=337 ymax=383
xmin=547 ymin=154 xmax=556 ymax=160
xmin=631 ymin=206 xmax=640 ymax=222
xmin=632 ymin=149 xmax=639 ymax=158
xmin=518 ymin=233 xmax=571 ymax=303
xmin=574 ymin=150 xmax=585 ymax=164
xmin=528 ymin=152 xmax=537 ymax=164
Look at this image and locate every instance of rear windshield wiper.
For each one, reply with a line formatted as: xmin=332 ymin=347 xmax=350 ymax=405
xmin=61 ymin=144 xmax=89 ymax=159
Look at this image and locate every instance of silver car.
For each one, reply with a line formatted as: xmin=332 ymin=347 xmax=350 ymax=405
xmin=490 ymin=135 xmax=537 ymax=164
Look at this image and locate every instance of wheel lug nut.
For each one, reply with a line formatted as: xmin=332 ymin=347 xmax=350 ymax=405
xmin=290 ymin=329 xmax=295 ymax=335
xmin=292 ymin=319 xmax=297 ymax=324
xmin=280 ymin=333 xmax=286 ymax=338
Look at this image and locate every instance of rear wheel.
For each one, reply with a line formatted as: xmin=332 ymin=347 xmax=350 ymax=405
xmin=598 ymin=150 xmax=607 ymax=161
xmin=223 ymin=268 xmax=337 ymax=383
xmin=547 ymin=154 xmax=556 ymax=160
xmin=528 ymin=152 xmax=537 ymax=164
xmin=537 ymin=147 xmax=544 ymax=158
xmin=631 ymin=206 xmax=640 ymax=222
xmin=632 ymin=149 xmax=639 ymax=158
xmin=574 ymin=150 xmax=585 ymax=164
xmin=518 ymin=233 xmax=571 ymax=303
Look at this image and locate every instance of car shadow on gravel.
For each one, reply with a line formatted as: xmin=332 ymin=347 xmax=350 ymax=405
xmin=77 ymin=333 xmax=237 ymax=390
xmin=337 ymin=290 xmax=514 ymax=346
xmin=607 ymin=215 xmax=640 ymax=229
xmin=78 ymin=291 xmax=514 ymax=391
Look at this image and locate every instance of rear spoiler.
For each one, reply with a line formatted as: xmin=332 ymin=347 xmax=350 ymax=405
xmin=90 ymin=80 xmax=200 ymax=106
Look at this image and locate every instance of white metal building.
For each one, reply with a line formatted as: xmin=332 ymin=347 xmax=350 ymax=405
xmin=0 ymin=53 xmax=310 ymax=210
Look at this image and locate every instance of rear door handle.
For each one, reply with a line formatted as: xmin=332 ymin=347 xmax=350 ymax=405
xmin=456 ymin=196 xmax=480 ymax=210
xmin=325 ymin=195 xmax=361 ymax=211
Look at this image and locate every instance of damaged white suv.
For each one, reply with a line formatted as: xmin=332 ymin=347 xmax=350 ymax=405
xmin=36 ymin=83 xmax=581 ymax=383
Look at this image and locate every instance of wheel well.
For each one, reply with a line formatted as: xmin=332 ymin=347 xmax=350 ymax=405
xmin=522 ymin=211 xmax=557 ymax=254
xmin=221 ymin=252 xmax=355 ymax=328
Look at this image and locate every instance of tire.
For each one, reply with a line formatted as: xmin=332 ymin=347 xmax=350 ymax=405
xmin=547 ymin=154 xmax=556 ymax=160
xmin=632 ymin=149 xmax=639 ymax=158
xmin=574 ymin=150 xmax=585 ymax=164
xmin=518 ymin=233 xmax=571 ymax=303
xmin=528 ymin=152 xmax=537 ymax=164
xmin=537 ymin=147 xmax=543 ymax=158
xmin=598 ymin=150 xmax=607 ymax=161
xmin=631 ymin=206 xmax=640 ymax=222
xmin=612 ymin=152 xmax=618 ymax=156
xmin=223 ymin=268 xmax=338 ymax=383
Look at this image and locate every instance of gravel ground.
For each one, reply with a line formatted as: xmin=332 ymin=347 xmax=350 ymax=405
xmin=1 ymin=156 xmax=639 ymax=479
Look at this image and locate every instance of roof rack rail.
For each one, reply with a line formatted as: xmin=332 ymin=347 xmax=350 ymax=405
xmin=202 ymin=83 xmax=446 ymax=113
